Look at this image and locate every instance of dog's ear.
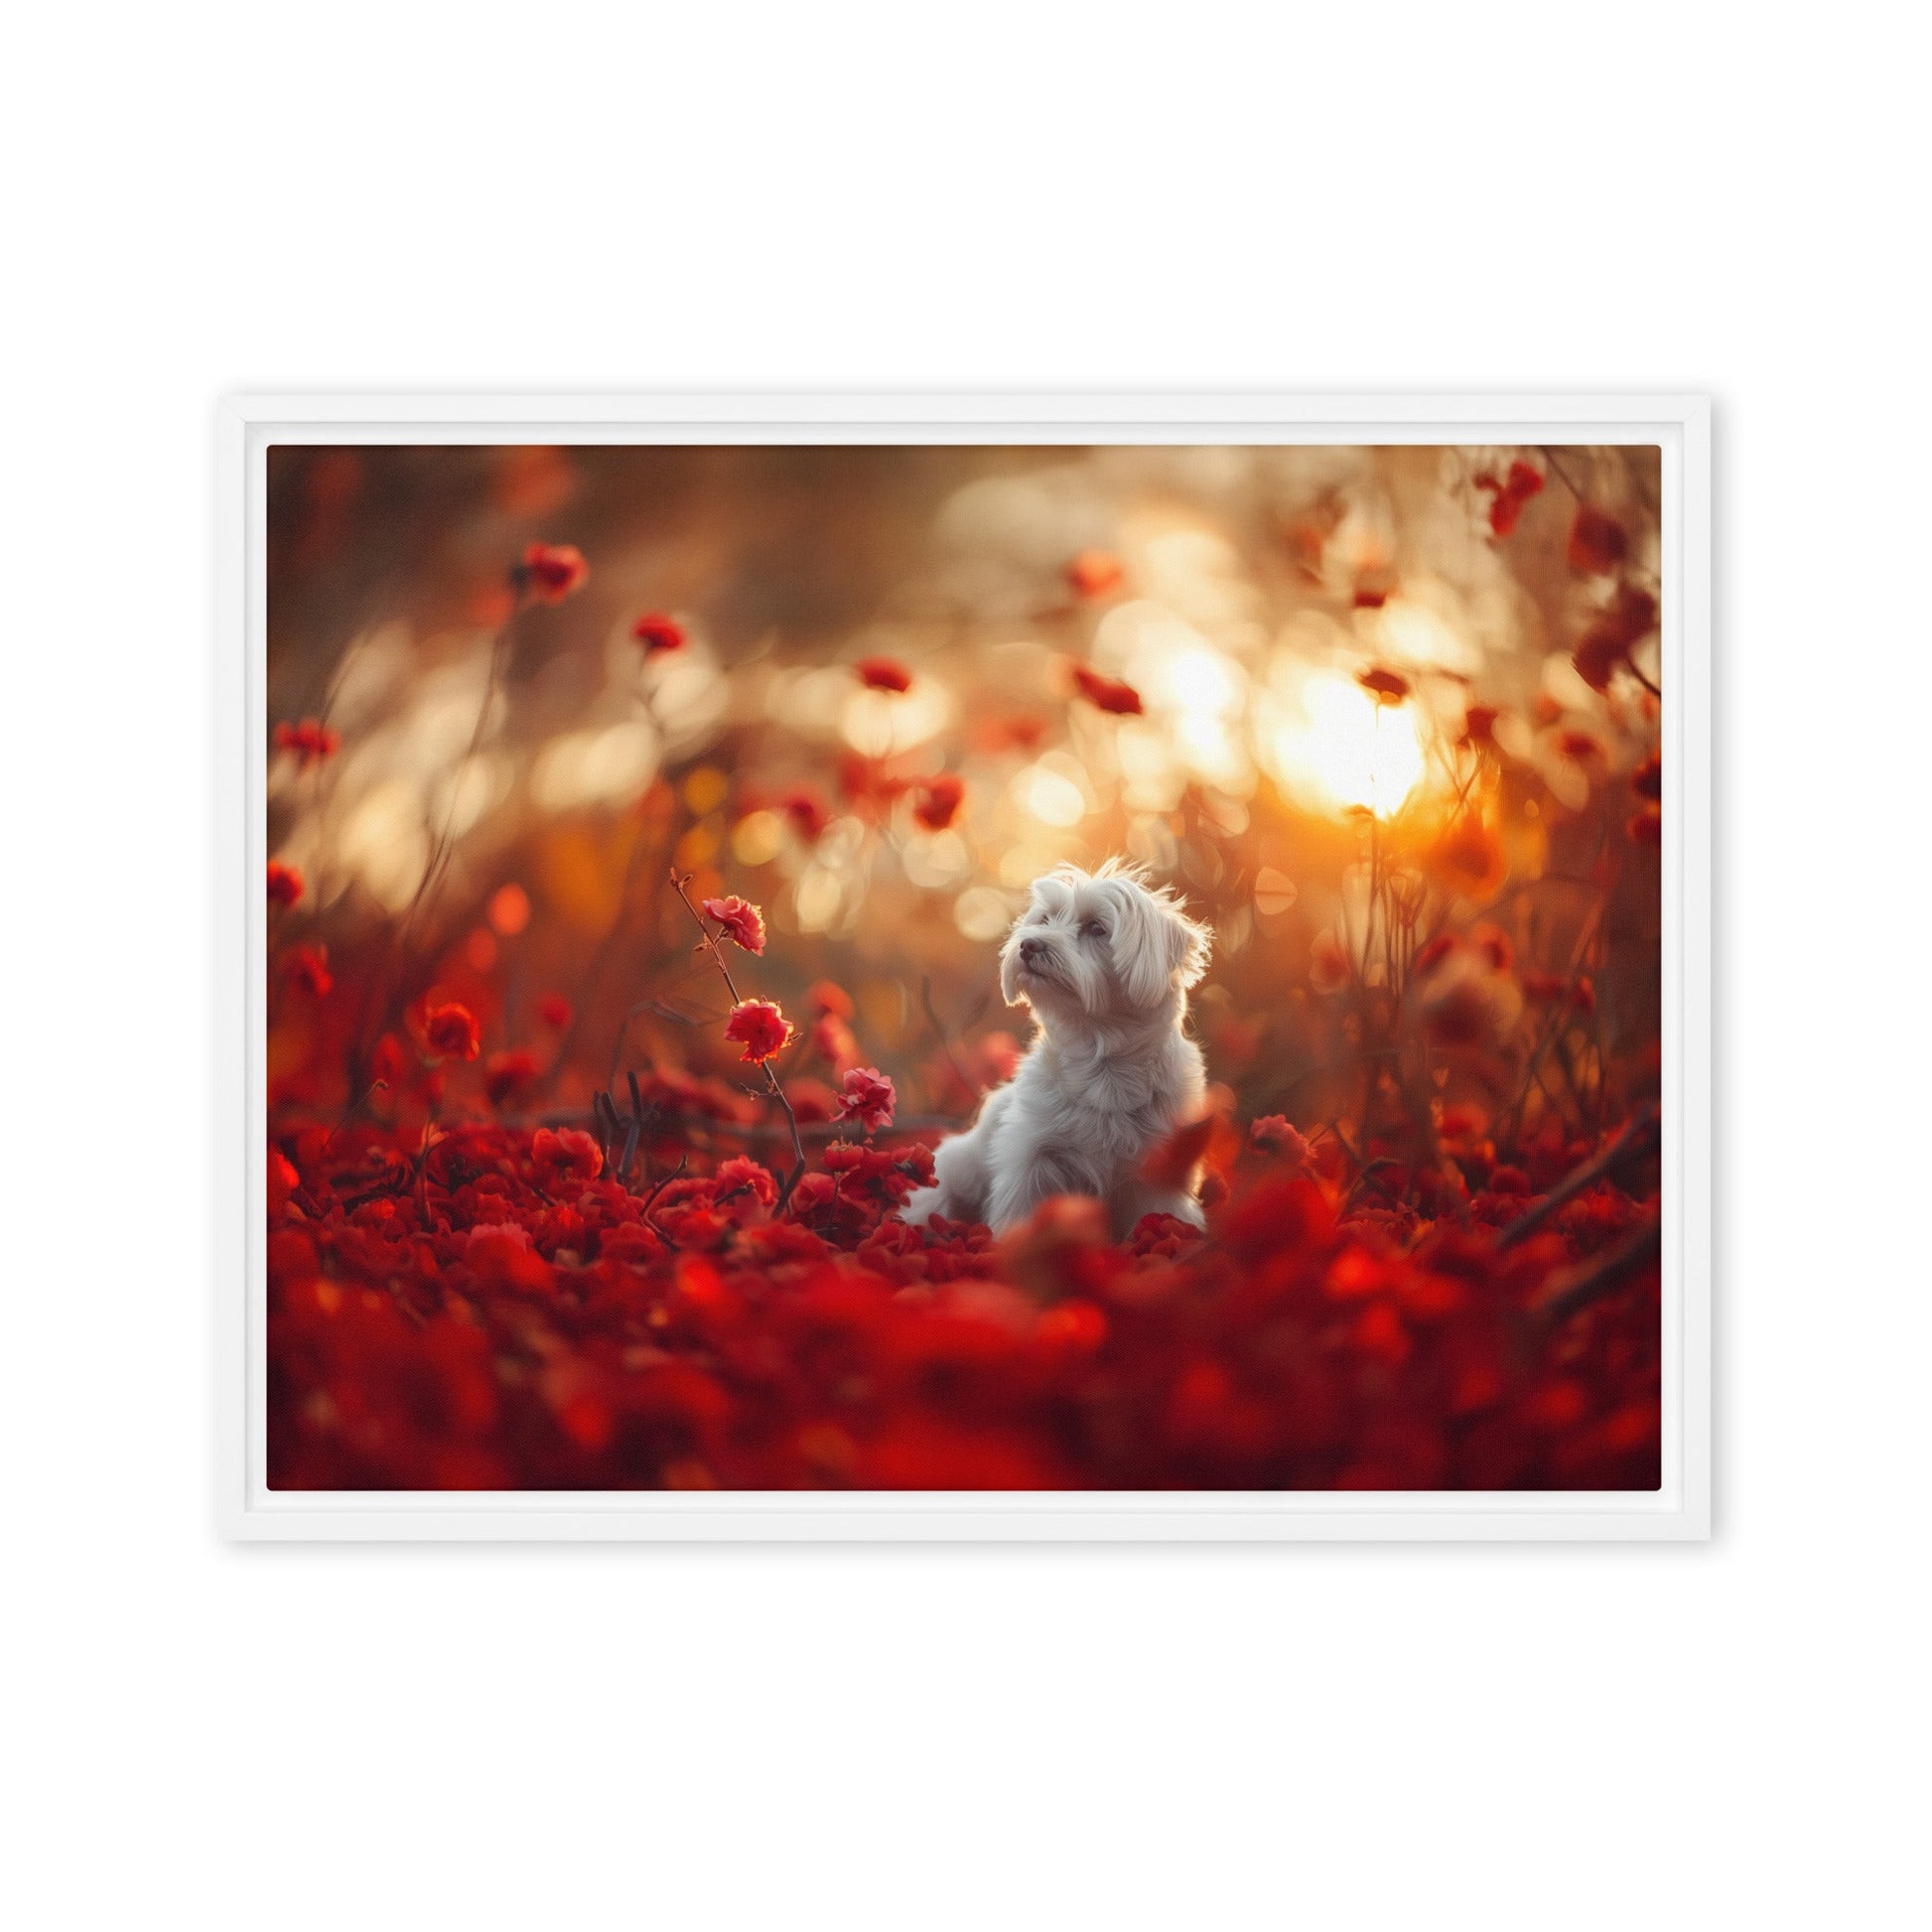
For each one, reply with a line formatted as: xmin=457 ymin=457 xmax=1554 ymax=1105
xmin=1113 ymin=883 xmax=1213 ymax=1008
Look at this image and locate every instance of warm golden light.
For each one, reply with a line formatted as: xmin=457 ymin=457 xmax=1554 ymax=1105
xmin=1269 ymin=673 xmax=1425 ymax=816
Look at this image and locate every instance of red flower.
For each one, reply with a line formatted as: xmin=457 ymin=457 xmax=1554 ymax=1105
xmin=1628 ymin=804 xmax=1663 ymax=846
xmin=912 ymin=773 xmax=965 ymax=831
xmin=856 ymin=655 xmax=912 ymax=693
xmin=725 ymin=998 xmax=794 ymax=1064
xmin=421 ymin=1002 xmax=482 ymax=1062
xmin=713 ymin=1157 xmax=778 ymax=1209
xmin=520 ymin=542 xmax=588 ymax=602
xmin=1574 ymin=584 xmax=1659 ymax=693
xmin=266 ymin=860 xmax=304 ymax=907
xmin=779 ymin=787 xmax=830 ymax=842
xmin=1473 ymin=460 xmax=1544 ymax=537
xmin=1357 ymin=666 xmax=1411 ymax=704
xmin=536 ymin=992 xmax=573 ymax=1032
xmin=811 ymin=1012 xmax=859 ymax=1071
xmin=1556 ymin=728 xmax=1602 ymax=763
xmin=834 ymin=1066 xmax=897 ymax=1134
xmin=1249 ymin=1115 xmax=1311 ymax=1165
xmin=371 ymin=1033 xmax=407 ymax=1086
xmin=702 ymin=895 xmax=767 ymax=955
xmin=1066 ymin=549 xmax=1125 ymax=598
xmin=1310 ymin=929 xmax=1351 ymax=992
xmin=273 ymin=719 xmax=341 ymax=765
xmin=1069 ymin=662 xmax=1143 ymax=715
xmin=1631 ymin=751 xmax=1662 ymax=801
xmin=287 ymin=944 xmax=333 ymax=998
xmin=632 ymin=612 xmax=686 ymax=654
xmin=532 ymin=1126 xmax=602 ymax=1185
xmin=484 ymin=1048 xmax=540 ymax=1108
xmin=807 ymin=979 xmax=855 ymax=1020
xmin=1461 ymin=703 xmax=1500 ymax=747
xmin=465 ymin=1221 xmax=553 ymax=1295
xmin=1567 ymin=506 xmax=1628 ymax=575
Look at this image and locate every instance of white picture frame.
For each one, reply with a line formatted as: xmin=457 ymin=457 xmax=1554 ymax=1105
xmin=220 ymin=392 xmax=1711 ymax=1541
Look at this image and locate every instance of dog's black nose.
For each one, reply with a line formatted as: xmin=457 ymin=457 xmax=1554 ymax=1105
xmin=1019 ymin=937 xmax=1047 ymax=965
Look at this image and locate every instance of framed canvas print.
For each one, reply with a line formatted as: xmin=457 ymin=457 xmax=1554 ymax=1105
xmin=219 ymin=393 xmax=1710 ymax=1539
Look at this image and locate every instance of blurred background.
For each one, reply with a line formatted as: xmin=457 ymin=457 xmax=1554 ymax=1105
xmin=266 ymin=441 xmax=1661 ymax=1175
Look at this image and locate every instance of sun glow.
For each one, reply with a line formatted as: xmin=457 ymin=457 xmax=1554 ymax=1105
xmin=1266 ymin=672 xmax=1426 ymax=816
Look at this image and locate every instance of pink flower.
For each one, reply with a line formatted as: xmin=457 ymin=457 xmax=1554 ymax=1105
xmin=834 ymin=1065 xmax=897 ymax=1134
xmin=702 ymin=895 xmax=767 ymax=955
xmin=725 ymin=999 xmax=794 ymax=1065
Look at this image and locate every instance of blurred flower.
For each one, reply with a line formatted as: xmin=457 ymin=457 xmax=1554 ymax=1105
xmin=1474 ymin=460 xmax=1545 ymax=537
xmin=1430 ymin=814 xmax=1507 ymax=900
xmin=266 ymin=860 xmax=305 ymax=907
xmin=1461 ymin=703 xmax=1500 ymax=747
xmin=1069 ymin=662 xmax=1143 ymax=715
xmin=1468 ymin=922 xmax=1514 ymax=972
xmin=273 ymin=718 xmax=341 ymax=765
xmin=531 ymin=1125 xmax=602 ymax=1185
xmin=811 ymin=1011 xmax=860 ymax=1071
xmin=520 ymin=541 xmax=589 ymax=602
xmin=1249 ymin=1114 xmax=1311 ymax=1166
xmin=834 ymin=1065 xmax=897 ymax=1134
xmin=371 ymin=1034 xmax=407 ymax=1086
xmin=465 ymin=1221 xmax=554 ymax=1295
xmin=778 ymin=786 xmax=830 ymax=842
xmin=1631 ymin=750 xmax=1663 ymax=801
xmin=632 ymin=612 xmax=687 ymax=654
xmin=702 ymin=895 xmax=767 ymax=955
xmin=856 ymin=655 xmax=912 ymax=693
xmin=1066 ymin=549 xmax=1125 ymax=598
xmin=484 ymin=1048 xmax=540 ymax=1108
xmin=1628 ymin=804 xmax=1663 ymax=846
xmin=287 ymin=944 xmax=333 ymax=998
xmin=807 ymin=979 xmax=855 ymax=1020
xmin=1357 ymin=666 xmax=1410 ymax=704
xmin=487 ymin=884 xmax=531 ymax=935
xmin=1567 ymin=505 xmax=1628 ymax=575
xmin=1417 ymin=946 xmax=1522 ymax=1048
xmin=912 ymin=772 xmax=966 ymax=831
xmin=1310 ymin=929 xmax=1351 ymax=992
xmin=725 ymin=998 xmax=794 ymax=1064
xmin=536 ymin=992 xmax=572 ymax=1032
xmin=714 ymin=1156 xmax=778 ymax=1209
xmin=1575 ymin=584 xmax=1658 ymax=691
xmin=421 ymin=1002 xmax=482 ymax=1063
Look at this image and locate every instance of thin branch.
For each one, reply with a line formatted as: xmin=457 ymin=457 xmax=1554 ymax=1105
xmin=1497 ymin=1103 xmax=1660 ymax=1250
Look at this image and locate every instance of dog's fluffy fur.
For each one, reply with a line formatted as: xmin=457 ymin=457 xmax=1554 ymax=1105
xmin=901 ymin=861 xmax=1213 ymax=1238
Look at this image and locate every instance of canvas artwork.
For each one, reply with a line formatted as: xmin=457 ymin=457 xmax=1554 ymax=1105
xmin=262 ymin=437 xmax=1669 ymax=1496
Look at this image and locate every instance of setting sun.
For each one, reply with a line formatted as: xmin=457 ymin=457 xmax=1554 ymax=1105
xmin=1269 ymin=672 xmax=1426 ymax=816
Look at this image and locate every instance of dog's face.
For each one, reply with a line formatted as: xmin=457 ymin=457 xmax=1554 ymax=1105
xmin=999 ymin=863 xmax=1211 ymax=1029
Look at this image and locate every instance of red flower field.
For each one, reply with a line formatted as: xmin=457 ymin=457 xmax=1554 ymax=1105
xmin=265 ymin=442 xmax=1665 ymax=1491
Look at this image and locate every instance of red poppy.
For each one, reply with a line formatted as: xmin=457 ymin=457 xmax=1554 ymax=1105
xmin=266 ymin=860 xmax=305 ymax=907
xmin=1473 ymin=460 xmax=1544 ymax=537
xmin=1069 ymin=662 xmax=1144 ymax=715
xmin=1357 ymin=666 xmax=1411 ymax=704
xmin=632 ymin=612 xmax=686 ymax=654
xmin=531 ymin=1126 xmax=602 ymax=1185
xmin=1567 ymin=506 xmax=1628 ymax=575
xmin=1574 ymin=584 xmax=1658 ymax=692
xmin=778 ymin=787 xmax=830 ymax=842
xmin=536 ymin=992 xmax=572 ymax=1032
xmin=287 ymin=944 xmax=333 ymax=998
xmin=807 ymin=979 xmax=855 ymax=1020
xmin=272 ymin=719 xmax=341 ymax=765
xmin=912 ymin=773 xmax=966 ymax=831
xmin=421 ymin=1002 xmax=482 ymax=1062
xmin=484 ymin=1048 xmax=540 ymax=1108
xmin=856 ymin=655 xmax=912 ymax=693
xmin=702 ymin=895 xmax=767 ymax=955
xmin=1065 ymin=549 xmax=1125 ymax=598
xmin=834 ymin=1066 xmax=897 ymax=1134
xmin=1461 ymin=703 xmax=1500 ymax=747
xmin=520 ymin=542 xmax=589 ymax=602
xmin=724 ymin=998 xmax=794 ymax=1064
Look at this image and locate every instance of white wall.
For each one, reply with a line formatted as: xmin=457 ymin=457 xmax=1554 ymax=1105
xmin=4 ymin=5 xmax=1923 ymax=1926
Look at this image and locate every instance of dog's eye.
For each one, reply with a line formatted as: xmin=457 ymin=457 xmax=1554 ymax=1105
xmin=1081 ymin=920 xmax=1108 ymax=941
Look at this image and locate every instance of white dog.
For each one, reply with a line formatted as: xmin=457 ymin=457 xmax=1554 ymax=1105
xmin=902 ymin=860 xmax=1213 ymax=1238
